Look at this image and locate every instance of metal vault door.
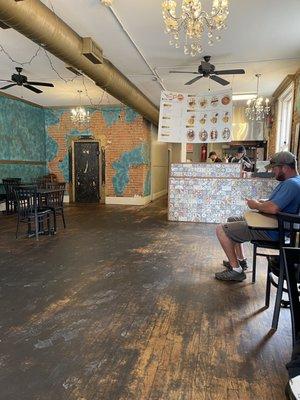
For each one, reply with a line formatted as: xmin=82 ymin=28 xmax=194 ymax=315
xmin=73 ymin=141 xmax=100 ymax=203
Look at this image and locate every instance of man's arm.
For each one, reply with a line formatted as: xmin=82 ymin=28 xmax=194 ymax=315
xmin=246 ymin=198 xmax=280 ymax=214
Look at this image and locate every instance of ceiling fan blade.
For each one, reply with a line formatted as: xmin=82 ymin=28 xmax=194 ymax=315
xmin=0 ymin=79 xmax=13 ymax=82
xmin=169 ymin=71 xmax=198 ymax=74
xmin=214 ymin=69 xmax=245 ymax=75
xmin=27 ymin=81 xmax=54 ymax=87
xmin=23 ymin=84 xmax=43 ymax=94
xmin=210 ymin=75 xmax=230 ymax=86
xmin=185 ymin=75 xmax=203 ymax=85
xmin=0 ymin=83 xmax=17 ymax=90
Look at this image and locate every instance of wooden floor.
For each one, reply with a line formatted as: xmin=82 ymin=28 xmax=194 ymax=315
xmin=0 ymin=198 xmax=291 ymax=400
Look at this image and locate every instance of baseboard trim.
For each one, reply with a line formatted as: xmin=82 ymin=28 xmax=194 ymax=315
xmin=105 ymin=196 xmax=151 ymax=205
xmin=152 ymin=189 xmax=167 ymax=201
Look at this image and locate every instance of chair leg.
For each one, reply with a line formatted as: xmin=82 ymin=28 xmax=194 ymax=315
xmin=265 ymin=264 xmax=271 ymax=308
xmin=271 ymin=256 xmax=285 ymax=330
xmin=62 ymin=209 xmax=66 ymax=228
xmin=53 ymin=210 xmax=57 ymax=233
xmin=34 ymin=213 xmax=39 ymax=241
xmin=252 ymin=244 xmax=257 ymax=283
xmin=16 ymin=216 xmax=20 ymax=239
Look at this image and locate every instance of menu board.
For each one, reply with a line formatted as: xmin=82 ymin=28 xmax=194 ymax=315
xmin=158 ymin=89 xmax=233 ymax=143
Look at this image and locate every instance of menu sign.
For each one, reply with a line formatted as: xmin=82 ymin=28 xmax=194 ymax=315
xmin=158 ymin=89 xmax=233 ymax=143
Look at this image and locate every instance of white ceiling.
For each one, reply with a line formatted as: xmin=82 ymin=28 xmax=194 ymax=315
xmin=0 ymin=0 xmax=300 ymax=108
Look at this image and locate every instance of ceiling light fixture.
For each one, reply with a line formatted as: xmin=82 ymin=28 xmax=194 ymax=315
xmin=101 ymin=0 xmax=113 ymax=6
xmin=245 ymin=74 xmax=270 ymax=121
xmin=70 ymin=90 xmax=91 ymax=125
xmin=162 ymin=0 xmax=229 ymax=56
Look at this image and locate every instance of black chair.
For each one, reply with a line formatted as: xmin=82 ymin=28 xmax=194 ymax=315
xmin=2 ymin=178 xmax=21 ymax=214
xmin=267 ymin=212 xmax=300 ymax=330
xmin=251 ymin=239 xmax=280 ymax=283
xmin=43 ymin=184 xmax=66 ymax=230
xmin=283 ymin=247 xmax=300 ymax=346
xmin=14 ymin=186 xmax=53 ymax=240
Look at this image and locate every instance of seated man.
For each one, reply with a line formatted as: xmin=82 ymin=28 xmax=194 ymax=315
xmin=215 ymin=151 xmax=300 ymax=282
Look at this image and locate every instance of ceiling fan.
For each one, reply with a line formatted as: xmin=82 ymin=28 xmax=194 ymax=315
xmin=0 ymin=67 xmax=54 ymax=93
xmin=169 ymin=56 xmax=245 ymax=86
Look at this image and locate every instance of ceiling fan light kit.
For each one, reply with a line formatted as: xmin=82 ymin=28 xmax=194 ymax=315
xmin=169 ymin=55 xmax=245 ymax=86
xmin=0 ymin=67 xmax=54 ymax=94
xmin=162 ymin=0 xmax=229 ymax=56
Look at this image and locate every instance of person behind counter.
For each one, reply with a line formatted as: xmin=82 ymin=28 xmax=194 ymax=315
xmin=229 ymin=146 xmax=252 ymax=171
xmin=208 ymin=151 xmax=222 ymax=163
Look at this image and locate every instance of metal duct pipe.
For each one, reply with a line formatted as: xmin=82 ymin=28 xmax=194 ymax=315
xmin=0 ymin=0 xmax=159 ymax=125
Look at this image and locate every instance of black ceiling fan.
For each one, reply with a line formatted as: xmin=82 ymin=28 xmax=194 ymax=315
xmin=169 ymin=55 xmax=245 ymax=86
xmin=0 ymin=67 xmax=54 ymax=93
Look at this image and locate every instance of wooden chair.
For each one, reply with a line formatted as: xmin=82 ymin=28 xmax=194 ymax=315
xmin=14 ymin=186 xmax=53 ymax=240
xmin=2 ymin=178 xmax=21 ymax=214
xmin=267 ymin=212 xmax=300 ymax=330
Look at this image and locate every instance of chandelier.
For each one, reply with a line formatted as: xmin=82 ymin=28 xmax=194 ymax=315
xmin=245 ymin=74 xmax=270 ymax=121
xmin=162 ymin=0 xmax=229 ymax=56
xmin=70 ymin=90 xmax=91 ymax=125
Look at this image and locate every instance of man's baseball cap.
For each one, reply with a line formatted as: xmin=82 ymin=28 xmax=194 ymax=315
xmin=265 ymin=151 xmax=297 ymax=169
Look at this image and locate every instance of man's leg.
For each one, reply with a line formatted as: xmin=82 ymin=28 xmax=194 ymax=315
xmin=235 ymin=242 xmax=245 ymax=261
xmin=216 ymin=224 xmax=239 ymax=268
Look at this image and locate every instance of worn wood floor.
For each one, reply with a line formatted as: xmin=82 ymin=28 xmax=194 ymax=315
xmin=0 ymin=198 xmax=291 ymax=400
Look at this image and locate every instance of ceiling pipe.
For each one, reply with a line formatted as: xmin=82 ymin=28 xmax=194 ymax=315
xmin=0 ymin=0 xmax=159 ymax=125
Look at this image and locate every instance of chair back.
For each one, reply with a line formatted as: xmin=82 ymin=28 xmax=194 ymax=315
xmin=278 ymin=212 xmax=300 ymax=248
xmin=46 ymin=181 xmax=66 ymax=191
xmin=2 ymin=178 xmax=21 ymax=200
xmin=14 ymin=186 xmax=38 ymax=218
xmin=46 ymin=189 xmax=65 ymax=208
xmin=283 ymin=247 xmax=300 ymax=344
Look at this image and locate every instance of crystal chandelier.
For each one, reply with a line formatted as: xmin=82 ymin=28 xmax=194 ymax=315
xmin=162 ymin=0 xmax=229 ymax=56
xmin=245 ymin=74 xmax=270 ymax=121
xmin=70 ymin=90 xmax=91 ymax=125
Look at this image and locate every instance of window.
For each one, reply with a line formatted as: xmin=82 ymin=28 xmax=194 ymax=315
xmin=276 ymin=83 xmax=294 ymax=151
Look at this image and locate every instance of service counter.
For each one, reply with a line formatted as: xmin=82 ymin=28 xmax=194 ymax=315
xmin=168 ymin=163 xmax=278 ymax=224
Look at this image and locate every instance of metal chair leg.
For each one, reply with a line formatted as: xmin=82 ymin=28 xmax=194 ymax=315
xmin=252 ymin=243 xmax=257 ymax=283
xmin=271 ymin=255 xmax=285 ymax=330
xmin=265 ymin=265 xmax=271 ymax=308
xmin=62 ymin=209 xmax=66 ymax=228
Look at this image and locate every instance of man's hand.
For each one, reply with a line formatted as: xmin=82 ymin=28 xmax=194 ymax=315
xmin=245 ymin=198 xmax=280 ymax=214
xmin=245 ymin=198 xmax=260 ymax=210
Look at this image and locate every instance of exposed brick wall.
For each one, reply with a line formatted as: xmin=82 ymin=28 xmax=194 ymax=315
xmin=46 ymin=107 xmax=151 ymax=199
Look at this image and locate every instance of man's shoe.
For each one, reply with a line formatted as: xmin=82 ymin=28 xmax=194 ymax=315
xmin=223 ymin=259 xmax=248 ymax=271
xmin=285 ymin=376 xmax=300 ymax=399
xmin=215 ymin=269 xmax=246 ymax=282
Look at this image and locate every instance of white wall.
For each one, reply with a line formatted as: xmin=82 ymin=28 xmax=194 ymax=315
xmin=150 ymin=124 xmax=169 ymax=200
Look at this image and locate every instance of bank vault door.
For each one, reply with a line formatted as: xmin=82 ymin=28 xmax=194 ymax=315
xmin=73 ymin=141 xmax=100 ymax=203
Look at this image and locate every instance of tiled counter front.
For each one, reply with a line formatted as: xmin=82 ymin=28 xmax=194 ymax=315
xmin=168 ymin=164 xmax=278 ymax=223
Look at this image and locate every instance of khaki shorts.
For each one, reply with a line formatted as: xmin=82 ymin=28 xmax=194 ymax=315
xmin=222 ymin=216 xmax=274 ymax=244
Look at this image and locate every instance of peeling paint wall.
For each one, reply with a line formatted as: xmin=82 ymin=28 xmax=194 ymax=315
xmin=0 ymin=94 xmax=152 ymax=200
xmin=0 ymin=95 xmax=46 ymax=183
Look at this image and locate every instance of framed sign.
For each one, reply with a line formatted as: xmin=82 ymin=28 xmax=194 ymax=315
xmin=158 ymin=89 xmax=233 ymax=144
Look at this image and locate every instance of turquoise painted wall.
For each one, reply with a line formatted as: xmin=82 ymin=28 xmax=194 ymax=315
xmin=0 ymin=95 xmax=46 ymax=184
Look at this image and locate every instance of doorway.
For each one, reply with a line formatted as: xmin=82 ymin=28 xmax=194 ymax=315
xmin=72 ymin=141 xmax=100 ymax=203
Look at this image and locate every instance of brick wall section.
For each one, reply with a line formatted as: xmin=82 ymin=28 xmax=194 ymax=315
xmin=47 ymin=108 xmax=151 ymax=198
